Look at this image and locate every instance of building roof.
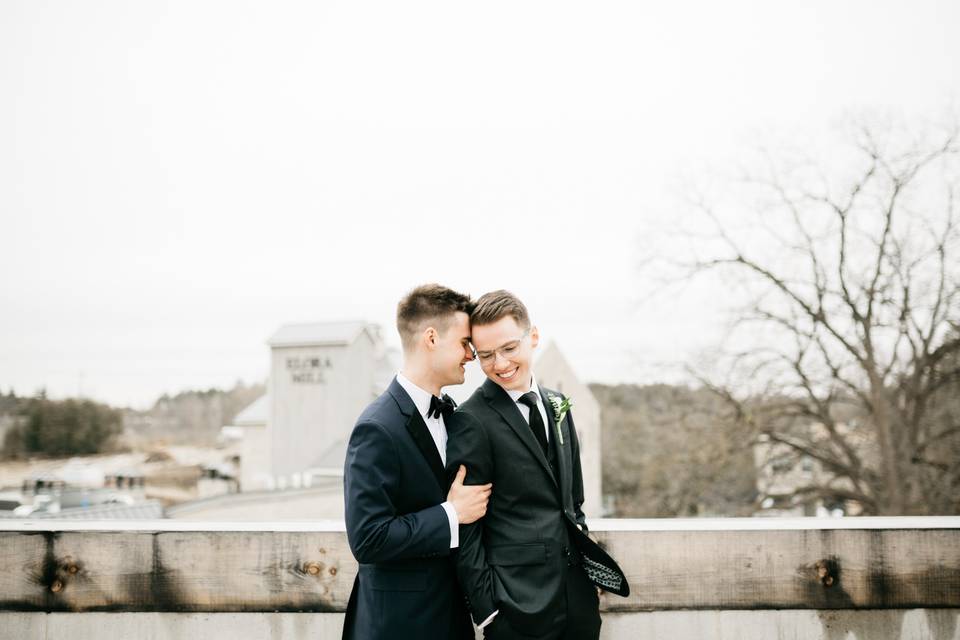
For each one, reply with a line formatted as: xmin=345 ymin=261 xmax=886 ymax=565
xmin=533 ymin=340 xmax=600 ymax=414
xmin=267 ymin=321 xmax=377 ymax=348
xmin=164 ymin=481 xmax=343 ymax=519
xmin=0 ymin=500 xmax=165 ymax=520
xmin=307 ymin=438 xmax=348 ymax=474
xmin=232 ymin=394 xmax=268 ymax=427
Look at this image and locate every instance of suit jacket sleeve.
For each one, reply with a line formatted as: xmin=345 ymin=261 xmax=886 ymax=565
xmin=445 ymin=410 xmax=498 ymax=624
xmin=567 ymin=407 xmax=589 ymax=533
xmin=344 ymin=419 xmax=450 ymax=564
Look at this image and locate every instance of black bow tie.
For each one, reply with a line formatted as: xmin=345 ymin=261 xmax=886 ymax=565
xmin=427 ymin=394 xmax=456 ymax=420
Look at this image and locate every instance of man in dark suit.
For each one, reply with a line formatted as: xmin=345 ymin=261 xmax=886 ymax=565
xmin=447 ymin=290 xmax=628 ymax=640
xmin=343 ymin=284 xmax=492 ymax=640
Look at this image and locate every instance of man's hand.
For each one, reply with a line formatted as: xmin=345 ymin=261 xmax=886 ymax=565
xmin=447 ymin=464 xmax=492 ymax=524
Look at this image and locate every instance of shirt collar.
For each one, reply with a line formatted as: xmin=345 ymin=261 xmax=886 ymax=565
xmin=506 ymin=374 xmax=541 ymax=404
xmin=396 ymin=371 xmax=434 ymax=419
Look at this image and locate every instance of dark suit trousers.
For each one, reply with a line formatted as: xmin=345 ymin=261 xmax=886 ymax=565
xmin=482 ymin=563 xmax=601 ymax=640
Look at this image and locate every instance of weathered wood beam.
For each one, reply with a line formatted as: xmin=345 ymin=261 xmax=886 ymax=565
xmin=0 ymin=519 xmax=957 ymax=613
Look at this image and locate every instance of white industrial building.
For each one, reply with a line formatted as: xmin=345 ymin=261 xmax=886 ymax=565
xmin=171 ymin=321 xmax=603 ymax=520
xmin=227 ymin=321 xmax=394 ymax=493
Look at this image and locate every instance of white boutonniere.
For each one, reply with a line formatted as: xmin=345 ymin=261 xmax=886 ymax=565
xmin=547 ymin=394 xmax=572 ymax=446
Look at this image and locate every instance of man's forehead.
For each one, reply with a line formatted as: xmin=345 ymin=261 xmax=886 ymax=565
xmin=450 ymin=311 xmax=471 ymax=336
xmin=471 ymin=318 xmax=522 ymax=347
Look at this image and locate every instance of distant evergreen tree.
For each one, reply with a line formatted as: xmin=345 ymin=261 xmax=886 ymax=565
xmin=2 ymin=394 xmax=122 ymax=457
xmin=0 ymin=388 xmax=20 ymax=414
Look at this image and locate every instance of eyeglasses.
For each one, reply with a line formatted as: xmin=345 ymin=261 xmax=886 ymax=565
xmin=474 ymin=329 xmax=531 ymax=365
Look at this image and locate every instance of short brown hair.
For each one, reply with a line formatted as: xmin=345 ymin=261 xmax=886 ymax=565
xmin=470 ymin=290 xmax=530 ymax=329
xmin=396 ymin=284 xmax=474 ymax=352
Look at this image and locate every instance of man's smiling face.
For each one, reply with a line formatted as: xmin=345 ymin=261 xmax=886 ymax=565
xmin=471 ymin=315 xmax=538 ymax=392
xmin=430 ymin=311 xmax=475 ymax=388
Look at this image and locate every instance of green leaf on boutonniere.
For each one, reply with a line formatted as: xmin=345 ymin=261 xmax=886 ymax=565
xmin=547 ymin=394 xmax=572 ymax=446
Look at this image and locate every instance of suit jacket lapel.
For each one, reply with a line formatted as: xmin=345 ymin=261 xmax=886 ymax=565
xmin=388 ymin=378 xmax=446 ymax=490
xmin=482 ymin=379 xmax=557 ymax=487
xmin=406 ymin=412 xmax=447 ymax=490
xmin=539 ymin=386 xmax=567 ymax=488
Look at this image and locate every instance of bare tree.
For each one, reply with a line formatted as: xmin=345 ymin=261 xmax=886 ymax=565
xmin=671 ymin=116 xmax=960 ymax=515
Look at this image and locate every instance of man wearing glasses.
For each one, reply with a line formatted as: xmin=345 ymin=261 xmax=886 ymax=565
xmin=447 ymin=290 xmax=628 ymax=640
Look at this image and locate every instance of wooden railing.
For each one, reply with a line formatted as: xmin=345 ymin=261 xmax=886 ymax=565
xmin=1 ymin=517 xmax=958 ymax=639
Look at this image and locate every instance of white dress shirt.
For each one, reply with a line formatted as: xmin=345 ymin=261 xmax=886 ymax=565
xmin=395 ymin=372 xmax=459 ymax=549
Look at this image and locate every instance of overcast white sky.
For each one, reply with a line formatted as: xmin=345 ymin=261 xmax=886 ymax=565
xmin=1 ymin=0 xmax=958 ymax=408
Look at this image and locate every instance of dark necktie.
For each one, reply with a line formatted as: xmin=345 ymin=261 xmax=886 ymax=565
xmin=427 ymin=393 xmax=456 ymax=420
xmin=518 ymin=391 xmax=548 ymax=456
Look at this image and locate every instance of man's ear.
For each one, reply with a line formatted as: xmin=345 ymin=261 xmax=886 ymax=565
xmin=423 ymin=326 xmax=438 ymax=350
xmin=529 ymin=325 xmax=539 ymax=349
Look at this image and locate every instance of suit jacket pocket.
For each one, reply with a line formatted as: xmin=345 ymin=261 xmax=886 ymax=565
xmin=368 ymin=567 xmax=428 ymax=591
xmin=487 ymin=543 xmax=547 ymax=567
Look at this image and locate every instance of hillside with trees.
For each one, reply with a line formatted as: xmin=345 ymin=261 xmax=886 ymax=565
xmin=1 ymin=380 xmax=265 ymax=457
xmin=123 ymin=380 xmax=265 ymax=447
xmin=592 ymin=383 xmax=758 ymax=517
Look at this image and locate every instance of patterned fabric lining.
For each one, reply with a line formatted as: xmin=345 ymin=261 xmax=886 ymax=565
xmin=582 ymin=555 xmax=623 ymax=591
